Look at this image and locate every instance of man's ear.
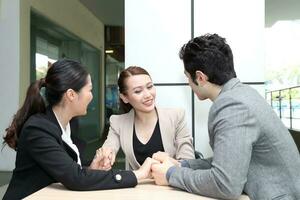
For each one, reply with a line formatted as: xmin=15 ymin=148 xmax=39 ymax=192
xmin=195 ymin=71 xmax=208 ymax=86
xmin=65 ymin=89 xmax=77 ymax=102
xmin=120 ymin=93 xmax=129 ymax=104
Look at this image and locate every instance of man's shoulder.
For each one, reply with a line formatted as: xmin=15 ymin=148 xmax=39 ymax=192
xmin=216 ymin=83 xmax=257 ymax=105
xmin=210 ymin=87 xmax=251 ymax=117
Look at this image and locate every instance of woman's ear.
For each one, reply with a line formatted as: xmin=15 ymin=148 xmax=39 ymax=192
xmin=120 ymin=93 xmax=129 ymax=104
xmin=65 ymin=89 xmax=77 ymax=102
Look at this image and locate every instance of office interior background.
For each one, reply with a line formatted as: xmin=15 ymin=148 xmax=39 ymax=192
xmin=0 ymin=0 xmax=299 ymax=197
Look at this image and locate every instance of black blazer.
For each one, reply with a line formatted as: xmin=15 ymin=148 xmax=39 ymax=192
xmin=3 ymin=108 xmax=137 ymax=200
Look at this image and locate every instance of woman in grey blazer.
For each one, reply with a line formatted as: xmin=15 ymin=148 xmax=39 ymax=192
xmin=96 ymin=66 xmax=195 ymax=170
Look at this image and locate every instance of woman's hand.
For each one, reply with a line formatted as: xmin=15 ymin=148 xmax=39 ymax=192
xmin=133 ymin=157 xmax=159 ymax=181
xmin=89 ymin=147 xmax=116 ymax=170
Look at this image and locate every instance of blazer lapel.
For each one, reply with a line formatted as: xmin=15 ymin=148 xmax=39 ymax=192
xmin=63 ymin=142 xmax=78 ymax=162
xmin=45 ymin=107 xmax=78 ymax=162
xmin=122 ymin=109 xmax=140 ymax=169
xmin=157 ymin=108 xmax=175 ymax=157
xmin=45 ymin=107 xmax=61 ymax=136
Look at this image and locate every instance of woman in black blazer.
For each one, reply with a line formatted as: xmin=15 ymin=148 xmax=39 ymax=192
xmin=3 ymin=59 xmax=156 ymax=199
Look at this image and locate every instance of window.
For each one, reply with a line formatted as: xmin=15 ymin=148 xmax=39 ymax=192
xmin=31 ymin=12 xmax=102 ymax=162
xmin=265 ymin=19 xmax=300 ymax=130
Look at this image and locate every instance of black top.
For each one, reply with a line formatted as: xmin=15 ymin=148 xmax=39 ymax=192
xmin=3 ymin=108 xmax=137 ymax=200
xmin=133 ymin=121 xmax=165 ymax=165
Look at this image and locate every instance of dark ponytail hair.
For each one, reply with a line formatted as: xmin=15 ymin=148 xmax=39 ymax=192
xmin=118 ymin=66 xmax=151 ymax=113
xmin=3 ymin=59 xmax=88 ymax=150
xmin=3 ymin=79 xmax=46 ymax=149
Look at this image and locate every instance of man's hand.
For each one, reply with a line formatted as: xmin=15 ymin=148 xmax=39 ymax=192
xmin=152 ymin=151 xmax=180 ymax=166
xmin=151 ymin=158 xmax=176 ymax=186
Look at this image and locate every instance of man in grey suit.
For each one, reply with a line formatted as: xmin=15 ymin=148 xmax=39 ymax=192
xmin=151 ymin=34 xmax=300 ymax=200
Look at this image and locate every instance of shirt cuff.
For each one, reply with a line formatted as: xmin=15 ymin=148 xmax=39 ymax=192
xmin=179 ymin=160 xmax=190 ymax=168
xmin=166 ymin=166 xmax=177 ymax=182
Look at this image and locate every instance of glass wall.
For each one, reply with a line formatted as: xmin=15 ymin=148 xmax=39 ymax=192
xmin=31 ymin=12 xmax=102 ymax=163
xmin=265 ymin=0 xmax=300 ymax=131
xmin=104 ymin=26 xmax=125 ymax=168
xmin=266 ymin=87 xmax=300 ymax=130
xmin=104 ymin=26 xmax=125 ymax=119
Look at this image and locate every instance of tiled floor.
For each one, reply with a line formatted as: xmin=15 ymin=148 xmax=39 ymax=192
xmin=0 ymin=171 xmax=11 ymax=199
xmin=0 ymin=172 xmax=11 ymax=186
xmin=0 ymin=184 xmax=8 ymax=199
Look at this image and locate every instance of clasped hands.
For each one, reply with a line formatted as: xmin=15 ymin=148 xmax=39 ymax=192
xmin=90 ymin=147 xmax=179 ymax=185
xmin=89 ymin=147 xmax=116 ymax=171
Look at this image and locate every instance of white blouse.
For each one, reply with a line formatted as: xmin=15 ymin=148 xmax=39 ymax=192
xmin=53 ymin=112 xmax=82 ymax=166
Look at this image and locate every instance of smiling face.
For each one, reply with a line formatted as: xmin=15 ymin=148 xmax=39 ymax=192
xmin=120 ymin=74 xmax=156 ymax=113
xmin=72 ymin=75 xmax=93 ymax=116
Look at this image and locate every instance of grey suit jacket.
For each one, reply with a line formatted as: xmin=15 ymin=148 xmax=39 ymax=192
xmin=102 ymin=107 xmax=195 ymax=170
xmin=169 ymin=78 xmax=300 ymax=200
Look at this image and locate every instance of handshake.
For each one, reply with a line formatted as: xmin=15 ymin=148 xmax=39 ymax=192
xmin=89 ymin=147 xmax=180 ymax=185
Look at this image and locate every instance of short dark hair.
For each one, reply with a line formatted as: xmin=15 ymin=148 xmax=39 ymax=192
xmin=179 ymin=33 xmax=236 ymax=85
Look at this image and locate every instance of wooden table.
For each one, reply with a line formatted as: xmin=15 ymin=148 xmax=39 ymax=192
xmin=25 ymin=179 xmax=250 ymax=200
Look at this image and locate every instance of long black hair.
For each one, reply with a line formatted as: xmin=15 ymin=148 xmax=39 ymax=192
xmin=3 ymin=59 xmax=88 ymax=150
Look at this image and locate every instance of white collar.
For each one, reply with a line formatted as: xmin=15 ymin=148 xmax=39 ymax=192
xmin=53 ymin=111 xmax=82 ymax=166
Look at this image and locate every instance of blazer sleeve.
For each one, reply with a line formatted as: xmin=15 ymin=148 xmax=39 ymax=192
xmin=174 ymin=109 xmax=195 ymax=160
xmin=24 ymin=120 xmax=137 ymax=191
xmin=187 ymin=157 xmax=212 ymax=169
xmin=168 ymin=98 xmax=258 ymax=199
xmin=102 ymin=115 xmax=121 ymax=154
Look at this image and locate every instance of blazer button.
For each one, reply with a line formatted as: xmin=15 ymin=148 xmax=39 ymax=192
xmin=115 ymin=174 xmax=122 ymax=182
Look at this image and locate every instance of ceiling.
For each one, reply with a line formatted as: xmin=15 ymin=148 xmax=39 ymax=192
xmin=79 ymin=0 xmax=300 ymax=27
xmin=79 ymin=0 xmax=124 ymax=26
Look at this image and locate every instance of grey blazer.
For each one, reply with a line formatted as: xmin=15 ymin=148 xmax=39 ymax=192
xmin=102 ymin=107 xmax=195 ymax=170
xmin=168 ymin=78 xmax=300 ymax=200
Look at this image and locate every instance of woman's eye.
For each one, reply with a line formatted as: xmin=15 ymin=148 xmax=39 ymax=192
xmin=147 ymin=85 xmax=153 ymax=89
xmin=134 ymin=90 xmax=142 ymax=94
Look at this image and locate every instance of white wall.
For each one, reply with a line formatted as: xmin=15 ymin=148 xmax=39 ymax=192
xmin=193 ymin=0 xmax=265 ymax=157
xmin=125 ymin=0 xmax=265 ymax=158
xmin=125 ymin=0 xmax=191 ymax=84
xmin=194 ymin=0 xmax=265 ymax=83
xmin=0 ymin=0 xmax=20 ymax=170
xmin=125 ymin=0 xmax=194 ymax=151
